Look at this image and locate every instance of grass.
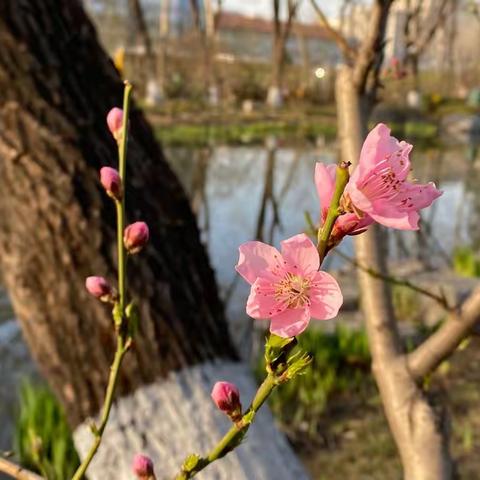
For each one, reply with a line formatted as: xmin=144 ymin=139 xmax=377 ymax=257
xmin=153 ymin=119 xmax=337 ymax=147
xmin=152 ymin=117 xmax=441 ymax=148
xmin=15 ymin=381 xmax=80 ymax=480
xmin=257 ymin=326 xmax=371 ymax=440
xmin=453 ymin=246 xmax=480 ymax=278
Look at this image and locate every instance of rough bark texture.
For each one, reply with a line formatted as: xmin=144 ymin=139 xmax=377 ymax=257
xmin=0 ymin=0 xmax=236 ymax=428
xmin=336 ymin=65 xmax=453 ymax=480
xmin=74 ymin=361 xmax=310 ymax=480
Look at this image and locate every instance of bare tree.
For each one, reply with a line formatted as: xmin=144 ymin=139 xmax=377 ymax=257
xmin=267 ymin=0 xmax=301 ymax=107
xmin=403 ymin=0 xmax=453 ymax=89
xmin=189 ymin=0 xmax=221 ymax=103
xmin=312 ymin=1 xmax=480 ymax=477
xmin=127 ymin=0 xmax=162 ymax=104
xmin=310 ymin=0 xmax=391 ymax=119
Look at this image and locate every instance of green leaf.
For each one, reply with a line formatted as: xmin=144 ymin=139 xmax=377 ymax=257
xmin=112 ymin=302 xmax=123 ymax=328
xmin=125 ymin=300 xmax=140 ymax=338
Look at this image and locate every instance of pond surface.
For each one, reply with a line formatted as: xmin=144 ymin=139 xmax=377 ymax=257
xmin=1 ymin=139 xmax=479 ymax=449
xmin=166 ymin=142 xmax=480 ymax=354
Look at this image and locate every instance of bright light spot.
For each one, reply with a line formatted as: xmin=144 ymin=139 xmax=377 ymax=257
xmin=315 ymin=67 xmax=326 ymax=79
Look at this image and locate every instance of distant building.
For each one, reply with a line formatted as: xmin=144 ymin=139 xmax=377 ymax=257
xmin=216 ymin=12 xmax=339 ymax=66
xmin=85 ymin=2 xmax=339 ymax=68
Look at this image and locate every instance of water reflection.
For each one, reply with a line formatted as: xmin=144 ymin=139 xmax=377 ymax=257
xmin=167 ymin=140 xmax=480 ymax=355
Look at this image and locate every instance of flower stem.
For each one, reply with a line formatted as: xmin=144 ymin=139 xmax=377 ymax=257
xmin=317 ymin=161 xmax=350 ymax=265
xmin=175 ymin=374 xmax=278 ymax=479
xmin=117 ymin=81 xmax=133 ymax=311
xmin=71 ymin=82 xmax=133 ymax=480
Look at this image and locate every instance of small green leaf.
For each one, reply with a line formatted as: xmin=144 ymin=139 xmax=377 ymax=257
xmin=125 ymin=300 xmax=140 ymax=338
xmin=265 ymin=334 xmax=297 ymax=369
xmin=112 ymin=302 xmax=123 ymax=328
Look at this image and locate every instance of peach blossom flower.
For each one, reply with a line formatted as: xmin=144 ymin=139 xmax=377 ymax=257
xmin=132 ymin=454 xmax=155 ymax=480
xmin=211 ymin=381 xmax=242 ymax=420
xmin=124 ymin=222 xmax=149 ymax=254
xmin=345 ymin=123 xmax=442 ymax=230
xmin=315 ymin=162 xmax=373 ymax=246
xmin=100 ymin=166 xmax=122 ymax=200
xmin=106 ymin=107 xmax=123 ymax=141
xmin=236 ymin=234 xmax=343 ymax=338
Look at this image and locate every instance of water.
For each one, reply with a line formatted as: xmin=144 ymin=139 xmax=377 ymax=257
xmin=167 ymin=142 xmax=480 ymax=350
xmin=0 ymin=140 xmax=478 ymax=449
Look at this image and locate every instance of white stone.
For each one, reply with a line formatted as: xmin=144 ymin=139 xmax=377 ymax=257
xmin=74 ymin=361 xmax=309 ymax=480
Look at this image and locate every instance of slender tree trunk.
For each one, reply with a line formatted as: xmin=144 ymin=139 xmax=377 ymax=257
xmin=0 ymin=2 xmax=309 ymax=478
xmin=128 ymin=0 xmax=161 ymax=105
xmin=335 ymin=65 xmax=453 ymax=480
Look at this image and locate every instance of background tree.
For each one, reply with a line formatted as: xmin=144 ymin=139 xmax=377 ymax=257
xmin=267 ymin=0 xmax=301 ymax=107
xmin=403 ymin=0 xmax=455 ymax=90
xmin=0 ymin=1 xmax=308 ymax=478
xmin=313 ymin=0 xmax=480 ymax=477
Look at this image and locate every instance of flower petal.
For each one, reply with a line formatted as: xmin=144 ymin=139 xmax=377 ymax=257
xmin=246 ymin=278 xmax=285 ymax=318
xmin=315 ymin=162 xmax=336 ymax=216
xmin=280 ymin=234 xmax=319 ymax=276
xmin=405 ymin=182 xmax=443 ymax=210
xmin=309 ymin=271 xmax=343 ymax=320
xmin=236 ymin=241 xmax=282 ymax=284
xmin=356 ymin=123 xmax=402 ymax=176
xmin=269 ymin=308 xmax=311 ymax=338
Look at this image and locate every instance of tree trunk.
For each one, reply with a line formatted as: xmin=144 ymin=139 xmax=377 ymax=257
xmin=335 ymin=65 xmax=453 ymax=480
xmin=0 ymin=2 xmax=308 ymax=478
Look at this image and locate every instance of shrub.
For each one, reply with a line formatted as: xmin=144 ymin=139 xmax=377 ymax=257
xmin=15 ymin=381 xmax=80 ymax=480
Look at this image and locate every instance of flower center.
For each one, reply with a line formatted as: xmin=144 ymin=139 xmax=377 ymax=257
xmin=275 ymin=272 xmax=311 ymax=309
xmin=339 ymin=193 xmax=365 ymax=218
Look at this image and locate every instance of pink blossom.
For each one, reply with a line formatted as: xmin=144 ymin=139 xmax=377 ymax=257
xmin=315 ymin=163 xmax=373 ymax=246
xmin=124 ymin=222 xmax=149 ymax=254
xmin=345 ymin=123 xmax=442 ymax=230
xmin=132 ymin=454 xmax=155 ymax=479
xmin=236 ymin=234 xmax=343 ymax=338
xmin=106 ymin=107 xmax=123 ymax=140
xmin=100 ymin=167 xmax=122 ymax=200
xmin=211 ymin=381 xmax=242 ymax=420
xmin=85 ymin=276 xmax=113 ymax=302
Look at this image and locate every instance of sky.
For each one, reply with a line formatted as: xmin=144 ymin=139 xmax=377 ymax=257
xmin=221 ymin=0 xmax=369 ymax=23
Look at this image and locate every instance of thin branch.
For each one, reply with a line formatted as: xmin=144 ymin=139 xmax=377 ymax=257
xmin=333 ymin=249 xmax=454 ymax=311
xmin=408 ymin=0 xmax=451 ymax=58
xmin=0 ymin=458 xmax=43 ymax=480
xmin=407 ymin=287 xmax=480 ymax=380
xmin=309 ymin=0 xmax=356 ymax=61
xmin=352 ymin=0 xmax=393 ymax=95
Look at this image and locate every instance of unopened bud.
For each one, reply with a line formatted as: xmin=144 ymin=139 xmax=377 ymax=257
xmin=124 ymin=222 xmax=149 ymax=254
xmin=100 ymin=167 xmax=122 ymax=200
xmin=85 ymin=276 xmax=115 ymax=303
xmin=106 ymin=107 xmax=124 ymax=141
xmin=132 ymin=454 xmax=155 ymax=480
xmin=211 ymin=381 xmax=242 ymax=421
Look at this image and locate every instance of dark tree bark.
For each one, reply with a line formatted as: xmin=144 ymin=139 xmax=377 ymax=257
xmin=0 ymin=0 xmax=236 ymax=428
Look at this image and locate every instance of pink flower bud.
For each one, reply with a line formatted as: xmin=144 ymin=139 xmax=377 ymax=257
xmin=100 ymin=167 xmax=122 ymax=200
xmin=132 ymin=454 xmax=155 ymax=480
xmin=124 ymin=222 xmax=149 ymax=254
xmin=106 ymin=107 xmax=124 ymax=140
xmin=211 ymin=381 xmax=242 ymax=420
xmin=85 ymin=276 xmax=114 ymax=302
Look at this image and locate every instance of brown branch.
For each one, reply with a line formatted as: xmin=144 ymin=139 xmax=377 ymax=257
xmin=407 ymin=287 xmax=480 ymax=380
xmin=0 ymin=458 xmax=43 ymax=480
xmin=352 ymin=0 xmax=393 ymax=95
xmin=309 ymin=0 xmax=355 ymax=61
xmin=333 ymin=249 xmax=454 ymax=311
xmin=408 ymin=0 xmax=451 ymax=58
